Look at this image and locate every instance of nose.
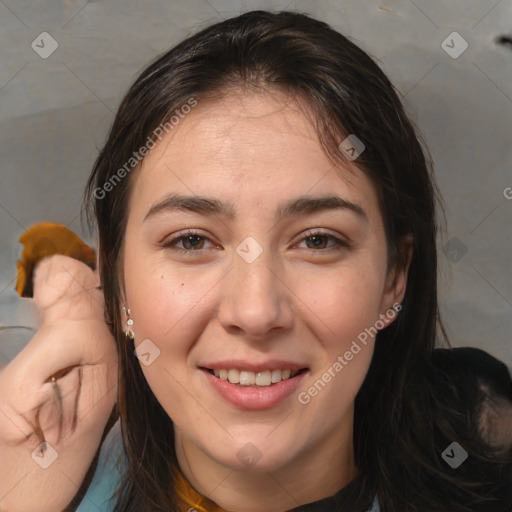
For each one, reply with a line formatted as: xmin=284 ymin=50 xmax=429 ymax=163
xmin=216 ymin=244 xmax=294 ymax=341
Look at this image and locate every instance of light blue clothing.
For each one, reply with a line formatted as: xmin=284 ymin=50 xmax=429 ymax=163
xmin=367 ymin=494 xmax=381 ymax=512
xmin=78 ymin=421 xmax=381 ymax=511
xmin=76 ymin=421 xmax=123 ymax=512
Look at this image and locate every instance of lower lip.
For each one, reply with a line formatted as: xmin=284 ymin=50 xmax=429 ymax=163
xmin=201 ymin=369 xmax=307 ymax=410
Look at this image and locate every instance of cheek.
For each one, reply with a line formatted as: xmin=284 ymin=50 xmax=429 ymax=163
xmin=123 ymin=233 xmax=213 ymax=339
xmin=122 ymin=255 xmax=220 ymax=412
xmin=295 ymin=270 xmax=381 ymax=413
xmin=122 ymin=262 xmax=211 ymax=423
xmin=294 ymin=263 xmax=385 ymax=346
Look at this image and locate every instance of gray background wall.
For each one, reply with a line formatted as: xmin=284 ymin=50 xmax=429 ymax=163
xmin=0 ymin=0 xmax=510 ymax=367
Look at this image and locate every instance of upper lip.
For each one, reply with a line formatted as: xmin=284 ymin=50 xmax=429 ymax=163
xmin=200 ymin=359 xmax=308 ymax=372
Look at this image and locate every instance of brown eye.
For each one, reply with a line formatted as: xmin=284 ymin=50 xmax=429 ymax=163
xmin=176 ymin=234 xmax=205 ymax=250
xmin=298 ymin=230 xmax=350 ymax=252
xmin=162 ymin=229 xmax=216 ymax=255
xmin=304 ymin=235 xmax=330 ymax=249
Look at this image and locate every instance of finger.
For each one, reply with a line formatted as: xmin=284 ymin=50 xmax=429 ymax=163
xmin=6 ymin=318 xmax=117 ymax=394
xmin=33 ymin=255 xmax=100 ymax=311
xmin=12 ymin=360 xmax=116 ymax=449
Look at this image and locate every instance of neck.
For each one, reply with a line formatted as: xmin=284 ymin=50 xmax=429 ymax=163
xmin=174 ymin=411 xmax=357 ymax=512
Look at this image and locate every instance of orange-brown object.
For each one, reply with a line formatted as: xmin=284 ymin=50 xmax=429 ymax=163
xmin=15 ymin=222 xmax=96 ymax=298
xmin=172 ymin=465 xmax=227 ymax=512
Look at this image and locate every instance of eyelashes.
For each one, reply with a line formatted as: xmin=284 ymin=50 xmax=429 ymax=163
xmin=161 ymin=229 xmax=210 ymax=253
xmin=161 ymin=229 xmax=350 ymax=256
xmin=299 ymin=229 xmax=351 ymax=251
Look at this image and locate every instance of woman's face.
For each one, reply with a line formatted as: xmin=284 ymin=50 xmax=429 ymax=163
xmin=122 ymin=90 xmax=409 ymax=474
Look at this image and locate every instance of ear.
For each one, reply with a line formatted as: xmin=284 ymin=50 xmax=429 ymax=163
xmin=377 ymin=234 xmax=413 ymax=330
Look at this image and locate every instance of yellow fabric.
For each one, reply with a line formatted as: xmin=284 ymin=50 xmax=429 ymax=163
xmin=173 ymin=466 xmax=229 ymax=512
xmin=15 ymin=222 xmax=96 ymax=297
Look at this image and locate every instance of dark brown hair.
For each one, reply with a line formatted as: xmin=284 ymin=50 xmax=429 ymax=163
xmin=84 ymin=10 xmax=510 ymax=512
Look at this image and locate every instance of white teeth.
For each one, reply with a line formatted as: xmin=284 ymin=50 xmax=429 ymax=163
xmin=271 ymin=369 xmax=282 ymax=383
xmin=239 ymin=371 xmax=256 ymax=385
xmin=256 ymin=370 xmax=271 ymax=386
xmin=227 ymin=369 xmax=240 ymax=384
xmin=212 ymin=368 xmax=300 ymax=387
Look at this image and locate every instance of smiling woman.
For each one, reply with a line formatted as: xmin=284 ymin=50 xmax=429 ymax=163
xmin=69 ymin=9 xmax=512 ymax=512
xmin=122 ymin=90 xmax=397 ymax=466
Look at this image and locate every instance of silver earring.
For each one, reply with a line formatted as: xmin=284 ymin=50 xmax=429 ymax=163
xmin=122 ymin=305 xmax=134 ymax=340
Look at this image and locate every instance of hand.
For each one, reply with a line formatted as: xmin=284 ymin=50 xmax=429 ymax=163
xmin=0 ymin=255 xmax=118 ymax=512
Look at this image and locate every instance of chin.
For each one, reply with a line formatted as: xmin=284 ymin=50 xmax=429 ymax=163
xmin=208 ymin=438 xmax=301 ymax=473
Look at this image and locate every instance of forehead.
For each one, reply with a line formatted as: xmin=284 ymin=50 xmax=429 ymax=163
xmin=129 ymin=90 xmax=381 ymax=223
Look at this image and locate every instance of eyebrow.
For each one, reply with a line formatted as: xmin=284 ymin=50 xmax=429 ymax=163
xmin=144 ymin=193 xmax=368 ymax=223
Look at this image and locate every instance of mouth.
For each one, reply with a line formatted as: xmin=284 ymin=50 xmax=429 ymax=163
xmin=201 ymin=367 xmax=308 ymax=388
xmin=200 ymin=365 xmax=309 ymax=410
